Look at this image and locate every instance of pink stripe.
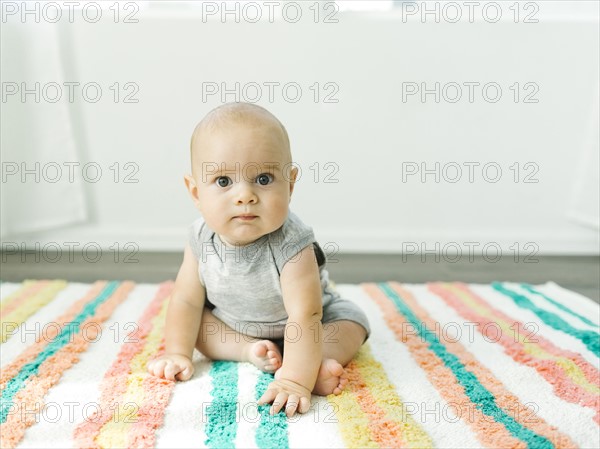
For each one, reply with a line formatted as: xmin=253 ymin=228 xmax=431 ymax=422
xmin=362 ymin=283 xmax=526 ymax=449
xmin=429 ymin=282 xmax=600 ymax=424
xmin=345 ymin=358 xmax=408 ymax=448
xmin=0 ymin=282 xmax=107 ymax=390
xmin=73 ymin=281 xmax=174 ymax=449
xmin=453 ymin=282 xmax=599 ymax=387
xmin=0 ymin=282 xmax=134 ymax=449
xmin=1 ymin=281 xmax=50 ymax=316
xmin=127 ymin=370 xmax=176 ymax=448
xmin=126 ymin=282 xmax=175 ymax=449
xmin=388 ymin=282 xmax=577 ymax=447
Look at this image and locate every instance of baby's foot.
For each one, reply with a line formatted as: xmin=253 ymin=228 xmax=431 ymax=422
xmin=245 ymin=340 xmax=282 ymax=373
xmin=313 ymin=359 xmax=348 ymax=396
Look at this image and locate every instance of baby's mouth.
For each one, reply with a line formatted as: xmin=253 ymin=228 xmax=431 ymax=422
xmin=234 ymin=214 xmax=257 ymax=221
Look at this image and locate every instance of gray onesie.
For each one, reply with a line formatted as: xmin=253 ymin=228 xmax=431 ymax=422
xmin=188 ymin=210 xmax=370 ymax=341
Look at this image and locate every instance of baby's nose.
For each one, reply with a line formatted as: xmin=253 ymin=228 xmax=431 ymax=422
xmin=235 ymin=183 xmax=257 ymax=204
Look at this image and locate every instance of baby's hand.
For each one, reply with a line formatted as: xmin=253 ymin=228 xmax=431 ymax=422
xmin=258 ymin=378 xmax=312 ymax=417
xmin=147 ymin=354 xmax=194 ymax=381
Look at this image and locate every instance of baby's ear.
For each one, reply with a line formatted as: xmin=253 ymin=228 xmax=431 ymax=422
xmin=184 ymin=174 xmax=201 ymax=205
xmin=288 ymin=166 xmax=298 ymax=197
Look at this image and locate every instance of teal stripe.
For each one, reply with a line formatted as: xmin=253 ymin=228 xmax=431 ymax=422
xmin=205 ymin=361 xmax=238 ymax=449
xmin=378 ymin=283 xmax=554 ymax=449
xmin=0 ymin=281 xmax=120 ymax=423
xmin=520 ymin=283 xmax=599 ymax=329
xmin=255 ymin=372 xmax=288 ymax=449
xmin=493 ymin=282 xmax=599 ymax=357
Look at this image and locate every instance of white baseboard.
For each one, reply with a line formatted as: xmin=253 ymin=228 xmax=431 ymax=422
xmin=2 ymin=225 xmax=598 ymax=255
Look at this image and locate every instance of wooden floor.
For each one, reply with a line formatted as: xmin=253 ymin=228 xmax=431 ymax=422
xmin=1 ymin=252 xmax=598 ymax=303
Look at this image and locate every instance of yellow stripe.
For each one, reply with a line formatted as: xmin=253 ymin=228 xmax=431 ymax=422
xmin=95 ymin=297 xmax=169 ymax=447
xmin=354 ymin=346 xmax=433 ymax=449
xmin=1 ymin=280 xmax=67 ymax=343
xmin=327 ymin=345 xmax=433 ymax=449
xmin=0 ymin=280 xmax=38 ymax=312
xmin=447 ymin=283 xmax=600 ymax=395
xmin=327 ymin=372 xmax=378 ymax=448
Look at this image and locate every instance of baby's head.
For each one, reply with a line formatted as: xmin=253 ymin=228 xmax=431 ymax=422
xmin=185 ymin=102 xmax=298 ymax=247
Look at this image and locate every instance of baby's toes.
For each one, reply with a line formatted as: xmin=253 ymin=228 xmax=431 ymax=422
xmin=264 ymin=363 xmax=277 ymax=371
xmin=339 ymin=375 xmax=349 ymax=387
xmin=253 ymin=342 xmax=268 ymax=358
xmin=267 ymin=352 xmax=281 ymax=368
xmin=331 ymin=373 xmax=349 ymax=395
xmin=265 ymin=360 xmax=278 ymax=370
xmin=337 ymin=378 xmax=349 ymax=393
xmin=326 ymin=359 xmax=345 ymax=378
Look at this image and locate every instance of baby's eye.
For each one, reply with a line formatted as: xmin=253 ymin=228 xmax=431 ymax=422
xmin=216 ymin=176 xmax=232 ymax=188
xmin=256 ymin=173 xmax=273 ymax=186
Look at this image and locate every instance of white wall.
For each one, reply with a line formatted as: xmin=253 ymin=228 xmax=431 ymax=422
xmin=2 ymin=1 xmax=599 ymax=255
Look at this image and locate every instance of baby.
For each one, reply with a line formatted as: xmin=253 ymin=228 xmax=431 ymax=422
xmin=147 ymin=102 xmax=370 ymax=417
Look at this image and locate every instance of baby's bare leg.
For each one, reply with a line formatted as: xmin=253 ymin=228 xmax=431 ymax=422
xmin=314 ymin=320 xmax=366 ymax=395
xmin=195 ymin=308 xmax=282 ymax=372
xmin=322 ymin=320 xmax=366 ymax=366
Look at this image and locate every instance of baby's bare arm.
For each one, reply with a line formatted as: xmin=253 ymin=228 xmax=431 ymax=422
xmin=259 ymin=244 xmax=323 ymax=415
xmin=279 ymin=246 xmax=323 ymax=390
xmin=164 ymin=244 xmax=206 ymax=358
xmin=148 ymin=244 xmax=205 ymax=380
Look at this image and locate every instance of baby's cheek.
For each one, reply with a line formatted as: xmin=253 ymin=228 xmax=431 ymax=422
xmin=272 ymin=201 xmax=290 ymax=220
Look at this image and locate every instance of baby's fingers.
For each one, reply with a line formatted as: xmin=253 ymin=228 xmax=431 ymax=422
xmin=285 ymin=395 xmax=311 ymax=417
xmin=149 ymin=359 xmax=168 ymax=378
xmin=164 ymin=361 xmax=186 ymax=381
xmin=285 ymin=394 xmax=300 ymax=417
xmin=175 ymin=364 xmax=194 ymax=381
xmin=270 ymin=392 xmax=289 ymax=415
xmin=258 ymin=387 xmax=278 ymax=406
xmin=298 ymin=396 xmax=311 ymax=414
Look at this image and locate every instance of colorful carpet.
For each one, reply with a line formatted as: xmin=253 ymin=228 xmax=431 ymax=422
xmin=1 ymin=280 xmax=598 ymax=448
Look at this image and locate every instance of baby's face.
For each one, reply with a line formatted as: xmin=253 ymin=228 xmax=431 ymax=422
xmin=188 ymin=121 xmax=296 ymax=247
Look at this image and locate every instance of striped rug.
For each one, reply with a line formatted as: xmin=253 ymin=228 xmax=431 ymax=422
xmin=1 ymin=280 xmax=598 ymax=448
